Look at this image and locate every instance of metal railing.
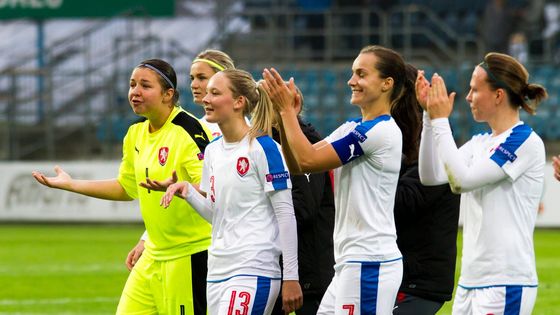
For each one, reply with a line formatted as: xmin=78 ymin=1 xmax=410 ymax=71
xmin=1 ymin=3 xmax=558 ymax=160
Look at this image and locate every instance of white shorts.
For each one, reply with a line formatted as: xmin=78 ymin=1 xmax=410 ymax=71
xmin=317 ymin=259 xmax=403 ymax=315
xmin=452 ymin=285 xmax=537 ymax=315
xmin=207 ymin=275 xmax=281 ymax=315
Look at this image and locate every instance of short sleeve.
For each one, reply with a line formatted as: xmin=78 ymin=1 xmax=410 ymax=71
xmin=329 ymin=116 xmax=392 ymax=165
xmin=495 ymin=130 xmax=544 ymax=181
xmin=117 ymin=127 xmax=138 ymax=199
xmin=178 ymin=136 xmax=206 ymax=184
xmin=255 ymin=136 xmax=292 ymax=192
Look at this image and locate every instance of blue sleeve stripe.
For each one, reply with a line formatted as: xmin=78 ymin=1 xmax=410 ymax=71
xmin=490 ymin=124 xmax=532 ymax=167
xmin=331 ymin=115 xmax=391 ymax=165
xmin=256 ymin=136 xmax=289 ymax=190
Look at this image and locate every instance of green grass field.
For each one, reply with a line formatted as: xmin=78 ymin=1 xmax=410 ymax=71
xmin=0 ymin=225 xmax=559 ymax=314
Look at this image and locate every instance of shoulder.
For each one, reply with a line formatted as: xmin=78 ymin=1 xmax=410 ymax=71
xmin=171 ymin=110 xmax=207 ymax=134
xmin=124 ymin=118 xmax=147 ymax=139
xmin=503 ymin=123 xmax=543 ymax=153
xmin=171 ymin=110 xmax=211 ymax=152
xmin=252 ymin=136 xmax=283 ymax=160
xmin=361 ymin=115 xmax=400 ymax=135
xmin=469 ymin=130 xmax=491 ymax=143
xmin=253 ymin=135 xmax=281 ymax=153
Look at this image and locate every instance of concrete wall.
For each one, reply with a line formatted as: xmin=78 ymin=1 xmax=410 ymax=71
xmin=0 ymin=162 xmax=141 ymax=222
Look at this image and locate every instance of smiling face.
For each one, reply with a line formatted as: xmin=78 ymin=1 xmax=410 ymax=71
xmin=201 ymin=72 xmax=242 ymax=124
xmin=466 ymin=66 xmax=500 ymax=123
xmin=128 ymin=67 xmax=170 ymax=119
xmin=347 ymin=53 xmax=389 ymax=108
xmin=190 ymin=61 xmax=218 ymax=105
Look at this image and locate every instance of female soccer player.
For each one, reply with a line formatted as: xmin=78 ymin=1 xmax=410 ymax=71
xmin=263 ymin=45 xmax=410 ymax=315
xmin=125 ymin=49 xmax=235 ymax=270
xmin=190 ymin=49 xmax=236 ymax=138
xmin=161 ymin=69 xmax=303 ymax=314
xmin=416 ymin=52 xmax=547 ymax=315
xmin=393 ymin=64 xmax=461 ymax=315
xmin=32 ymin=59 xmax=212 ymax=315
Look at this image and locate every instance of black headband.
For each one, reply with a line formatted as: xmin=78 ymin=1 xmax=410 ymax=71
xmin=138 ymin=63 xmax=175 ymax=90
xmin=478 ymin=61 xmax=509 ymax=91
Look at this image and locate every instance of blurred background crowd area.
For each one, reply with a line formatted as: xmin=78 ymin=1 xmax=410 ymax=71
xmin=1 ymin=0 xmax=559 ymax=161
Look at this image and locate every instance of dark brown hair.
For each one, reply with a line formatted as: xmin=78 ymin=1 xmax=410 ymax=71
xmin=137 ymin=58 xmax=180 ymax=105
xmin=482 ymin=52 xmax=548 ymax=115
xmin=360 ymin=46 xmax=419 ymax=163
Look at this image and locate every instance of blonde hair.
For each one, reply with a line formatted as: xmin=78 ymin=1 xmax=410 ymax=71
xmin=221 ymin=69 xmax=278 ymax=139
xmin=195 ymin=49 xmax=235 ymax=72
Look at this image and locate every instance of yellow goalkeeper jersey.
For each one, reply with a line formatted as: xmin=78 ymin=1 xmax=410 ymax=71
xmin=118 ymin=106 xmax=212 ymax=260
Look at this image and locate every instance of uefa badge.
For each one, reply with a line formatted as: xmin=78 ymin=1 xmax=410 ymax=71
xmin=237 ymin=157 xmax=249 ymax=177
xmin=158 ymin=147 xmax=169 ymax=166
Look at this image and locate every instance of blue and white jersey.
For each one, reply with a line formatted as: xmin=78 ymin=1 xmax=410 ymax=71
xmin=324 ymin=115 xmax=402 ymax=265
xmin=200 ymin=134 xmax=292 ymax=281
xmin=458 ymin=122 xmax=544 ymax=288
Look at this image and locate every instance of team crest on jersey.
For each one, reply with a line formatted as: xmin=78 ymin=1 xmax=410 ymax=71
xmin=237 ymin=157 xmax=250 ymax=177
xmin=158 ymin=147 xmax=169 ymax=166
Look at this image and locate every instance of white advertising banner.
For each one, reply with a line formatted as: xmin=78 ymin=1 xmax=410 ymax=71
xmin=0 ymin=162 xmax=558 ymax=226
xmin=0 ymin=161 xmax=142 ymax=222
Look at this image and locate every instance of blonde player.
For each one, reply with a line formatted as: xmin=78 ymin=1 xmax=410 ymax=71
xmin=33 ymin=59 xmax=212 ymax=314
xmin=263 ymin=45 xmax=412 ymax=315
xmin=162 ymin=69 xmax=303 ymax=314
xmin=417 ymin=52 xmax=547 ymax=315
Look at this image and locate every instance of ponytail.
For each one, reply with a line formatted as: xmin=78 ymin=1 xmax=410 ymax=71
xmin=248 ymin=83 xmax=278 ymax=139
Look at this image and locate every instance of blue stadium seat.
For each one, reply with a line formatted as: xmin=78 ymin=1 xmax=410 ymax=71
xmin=322 ymin=93 xmax=338 ymax=109
xmin=460 ymin=10 xmax=478 ymax=36
xmin=532 ymin=66 xmax=554 ymax=86
xmin=304 ymin=93 xmax=320 ymax=110
xmin=544 ymin=113 xmax=560 ymax=140
xmin=322 ymin=69 xmax=338 ymax=89
xmin=322 ymin=114 xmax=341 ymax=135
xmin=96 ymin=114 xmax=137 ymax=143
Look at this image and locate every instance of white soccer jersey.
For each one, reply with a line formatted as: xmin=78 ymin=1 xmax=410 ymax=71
xmin=200 ymin=134 xmax=292 ymax=281
xmin=323 ymin=115 xmax=402 ymax=264
xmin=457 ymin=122 xmax=544 ymax=288
xmin=200 ymin=116 xmax=222 ymax=139
xmin=200 ymin=116 xmax=250 ymax=139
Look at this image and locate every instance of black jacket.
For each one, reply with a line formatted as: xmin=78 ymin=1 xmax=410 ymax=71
xmin=273 ymin=119 xmax=335 ymax=295
xmin=394 ymin=159 xmax=460 ymax=302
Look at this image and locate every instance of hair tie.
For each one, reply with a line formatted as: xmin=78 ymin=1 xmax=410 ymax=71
xmin=138 ymin=63 xmax=175 ymax=89
xmin=193 ymin=58 xmax=225 ymax=71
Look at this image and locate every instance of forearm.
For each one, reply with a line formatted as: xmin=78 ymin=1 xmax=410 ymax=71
xmin=432 ymin=119 xmax=505 ymax=193
xmin=279 ymin=121 xmax=303 ymax=174
xmin=279 ymin=110 xmax=317 ymax=172
xmin=269 ymin=190 xmax=299 ymax=281
xmin=184 ymin=183 xmax=213 ymax=222
xmin=419 ymin=112 xmax=449 ymax=185
xmin=69 ymin=179 xmax=132 ymax=201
